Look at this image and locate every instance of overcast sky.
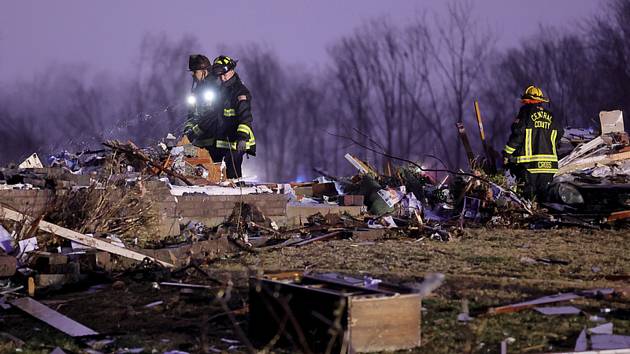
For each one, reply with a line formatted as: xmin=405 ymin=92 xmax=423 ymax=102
xmin=0 ymin=0 xmax=601 ymax=83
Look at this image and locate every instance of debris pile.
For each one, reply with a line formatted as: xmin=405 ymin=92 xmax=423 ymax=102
xmin=549 ymin=110 xmax=630 ymax=221
xmin=0 ymin=108 xmax=629 ymax=352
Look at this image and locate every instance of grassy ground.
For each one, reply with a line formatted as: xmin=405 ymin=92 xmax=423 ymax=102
xmin=1 ymin=227 xmax=629 ymax=353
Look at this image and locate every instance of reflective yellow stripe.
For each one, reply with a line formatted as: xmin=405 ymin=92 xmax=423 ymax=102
xmin=551 ymin=129 xmax=557 ymax=156
xmin=192 ymin=125 xmax=202 ymax=134
xmin=527 ymin=168 xmax=558 ymax=174
xmin=237 ymin=124 xmax=255 ymax=140
xmin=216 ymin=140 xmax=255 ymax=150
xmin=515 ymin=154 xmax=558 ymax=163
xmin=216 ymin=140 xmax=235 ymax=149
xmin=504 ymin=145 xmax=516 ymax=154
xmin=224 ymin=108 xmax=236 ymax=117
xmin=525 ymin=128 xmax=532 ymax=157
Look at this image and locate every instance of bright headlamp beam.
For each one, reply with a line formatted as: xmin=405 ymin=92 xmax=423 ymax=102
xmin=187 ymin=95 xmax=197 ymax=105
xmin=203 ymin=90 xmax=215 ymax=102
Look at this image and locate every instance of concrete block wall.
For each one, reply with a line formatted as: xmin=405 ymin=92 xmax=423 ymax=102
xmin=143 ymin=180 xmax=290 ymax=234
xmin=0 ymin=189 xmax=54 ymax=215
xmin=1 ymin=181 xmax=363 ymax=238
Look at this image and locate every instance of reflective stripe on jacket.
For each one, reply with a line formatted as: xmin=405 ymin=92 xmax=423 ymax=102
xmin=503 ymin=104 xmax=563 ymax=174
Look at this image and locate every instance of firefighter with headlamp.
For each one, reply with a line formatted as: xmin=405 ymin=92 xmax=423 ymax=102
xmin=183 ymin=54 xmax=221 ymax=150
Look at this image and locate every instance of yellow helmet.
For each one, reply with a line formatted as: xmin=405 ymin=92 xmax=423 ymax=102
xmin=521 ymin=85 xmax=549 ymax=103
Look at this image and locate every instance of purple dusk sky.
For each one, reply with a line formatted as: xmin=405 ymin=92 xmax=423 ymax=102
xmin=0 ymin=0 xmax=600 ymax=83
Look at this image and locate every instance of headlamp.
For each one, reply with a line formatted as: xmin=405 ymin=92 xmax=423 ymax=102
xmin=203 ymin=90 xmax=215 ymax=103
xmin=187 ymin=95 xmax=197 ymax=105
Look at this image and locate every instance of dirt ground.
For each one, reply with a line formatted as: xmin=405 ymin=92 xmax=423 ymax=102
xmin=1 ymin=227 xmax=629 ymax=353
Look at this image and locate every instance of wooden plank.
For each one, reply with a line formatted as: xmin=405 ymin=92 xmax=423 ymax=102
xmin=0 ymin=207 xmax=173 ymax=268
xmin=344 ymin=154 xmax=376 ymax=175
xmin=294 ymin=231 xmax=342 ymax=247
xmin=607 ymin=210 xmax=630 ymax=222
xmin=455 ymin=122 xmax=475 ymax=169
xmin=488 ymin=292 xmax=580 ymax=314
xmin=474 ymin=101 xmax=496 ymax=173
xmin=558 ymin=136 xmax=606 ymax=167
xmin=159 ymin=282 xmax=213 ymax=289
xmin=557 ymin=150 xmax=630 ymax=175
xmin=349 ymin=294 xmax=421 ymax=352
xmin=10 ymin=297 xmax=98 ymax=337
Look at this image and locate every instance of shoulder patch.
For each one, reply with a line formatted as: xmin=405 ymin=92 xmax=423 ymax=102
xmin=237 ymin=95 xmax=248 ymax=101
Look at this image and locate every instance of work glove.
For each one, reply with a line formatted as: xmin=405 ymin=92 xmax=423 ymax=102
xmin=184 ymin=124 xmax=202 ymax=141
xmin=236 ymin=140 xmax=247 ymax=152
xmin=183 ymin=129 xmax=196 ymax=141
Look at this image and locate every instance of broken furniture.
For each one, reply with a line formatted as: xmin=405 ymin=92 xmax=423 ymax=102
xmin=249 ymin=272 xmax=421 ymax=353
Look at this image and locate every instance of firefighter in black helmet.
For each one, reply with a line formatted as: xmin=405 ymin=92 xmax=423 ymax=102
xmin=503 ymin=86 xmax=563 ymax=201
xmin=207 ymin=55 xmax=256 ymax=179
xmin=183 ymin=54 xmax=222 ymax=149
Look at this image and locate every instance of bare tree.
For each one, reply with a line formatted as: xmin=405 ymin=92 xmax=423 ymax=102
xmin=328 ymin=31 xmax=374 ymax=162
xmin=424 ymin=0 xmax=494 ymax=166
xmin=588 ymin=0 xmax=630 ymax=120
xmin=117 ymin=33 xmax=201 ymax=145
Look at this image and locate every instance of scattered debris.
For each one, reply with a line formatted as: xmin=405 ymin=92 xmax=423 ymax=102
xmin=9 ymin=297 xmax=98 ymax=337
xmin=159 ymin=281 xmax=213 ymax=290
xmin=0 ymin=118 xmax=626 ymax=352
xmin=489 ymin=288 xmax=613 ymax=315
xmin=590 ymin=322 xmax=614 ymax=335
xmin=18 ymin=153 xmax=44 ymax=169
xmin=534 ymin=306 xmax=581 ymax=316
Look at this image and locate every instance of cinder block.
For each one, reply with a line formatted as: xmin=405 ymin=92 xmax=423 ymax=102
xmin=0 ymin=255 xmax=17 ymax=277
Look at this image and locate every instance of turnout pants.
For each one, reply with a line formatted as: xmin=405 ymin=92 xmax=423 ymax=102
xmin=208 ymin=147 xmax=244 ymax=179
xmin=520 ymin=172 xmax=554 ymax=202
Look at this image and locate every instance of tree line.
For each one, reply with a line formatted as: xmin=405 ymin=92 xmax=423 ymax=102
xmin=0 ymin=0 xmax=628 ymax=181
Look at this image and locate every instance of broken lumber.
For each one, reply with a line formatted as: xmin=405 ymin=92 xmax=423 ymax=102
xmin=474 ymin=101 xmax=496 ymax=173
xmin=293 ymin=231 xmax=343 ymax=247
xmin=455 ymin=122 xmax=475 ymax=169
xmin=489 ymin=288 xmax=613 ymax=315
xmin=557 ymin=150 xmax=630 ymax=175
xmin=159 ymin=281 xmax=213 ymax=289
xmin=489 ymin=292 xmax=580 ymax=314
xmin=0 ymin=206 xmax=173 ymax=268
xmin=9 ymin=297 xmax=98 ymax=337
xmin=607 ymin=210 xmax=630 ymax=222
xmin=558 ymin=136 xmax=606 ymax=167
xmin=344 ymin=153 xmax=376 ymax=175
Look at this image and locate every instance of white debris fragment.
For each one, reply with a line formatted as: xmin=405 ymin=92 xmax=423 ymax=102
xmin=169 ymin=184 xmax=273 ymax=196
xmin=18 ymin=153 xmax=44 ymax=169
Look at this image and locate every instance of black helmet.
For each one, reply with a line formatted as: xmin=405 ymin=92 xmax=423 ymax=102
xmin=188 ymin=54 xmax=211 ymax=71
xmin=212 ymin=55 xmax=237 ymax=76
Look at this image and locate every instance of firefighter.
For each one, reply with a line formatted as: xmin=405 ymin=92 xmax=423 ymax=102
xmin=503 ymin=85 xmax=563 ymax=201
xmin=183 ymin=54 xmax=221 ymax=149
xmin=208 ymin=55 xmax=256 ymax=179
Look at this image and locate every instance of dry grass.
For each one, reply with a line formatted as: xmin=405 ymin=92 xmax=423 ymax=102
xmin=2 ymin=227 xmax=629 ymax=353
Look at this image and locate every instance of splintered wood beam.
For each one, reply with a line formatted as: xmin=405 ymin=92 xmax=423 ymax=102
xmin=455 ymin=122 xmax=475 ymax=168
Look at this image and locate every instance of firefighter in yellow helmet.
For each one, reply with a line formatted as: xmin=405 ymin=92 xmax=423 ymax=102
xmin=503 ymin=86 xmax=563 ymax=201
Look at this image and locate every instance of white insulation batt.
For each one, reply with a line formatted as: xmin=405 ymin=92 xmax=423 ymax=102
xmin=168 ymin=184 xmax=273 ymax=196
